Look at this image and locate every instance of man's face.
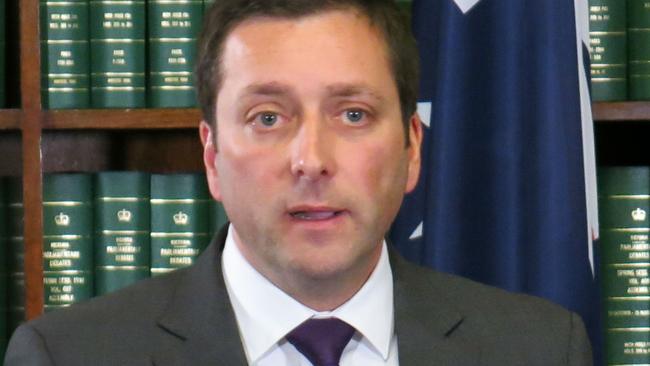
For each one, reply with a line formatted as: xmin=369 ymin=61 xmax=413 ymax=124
xmin=201 ymin=9 xmax=421 ymax=289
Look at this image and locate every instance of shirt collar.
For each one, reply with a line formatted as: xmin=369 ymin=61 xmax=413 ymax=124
xmin=222 ymin=225 xmax=394 ymax=363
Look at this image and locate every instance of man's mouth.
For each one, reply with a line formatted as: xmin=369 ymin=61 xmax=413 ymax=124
xmin=290 ymin=210 xmax=343 ymax=220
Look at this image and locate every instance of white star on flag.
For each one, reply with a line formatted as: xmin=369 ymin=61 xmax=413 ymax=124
xmin=409 ymin=221 xmax=423 ymax=240
xmin=417 ymin=102 xmax=432 ymax=128
xmin=452 ymin=0 xmax=482 ymax=13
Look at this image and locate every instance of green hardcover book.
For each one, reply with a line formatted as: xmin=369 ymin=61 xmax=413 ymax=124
xmin=628 ymin=0 xmax=650 ymax=100
xmin=0 ymin=178 xmax=7 ymax=360
xmin=94 ymin=172 xmax=150 ymax=295
xmin=599 ymin=167 xmax=650 ymax=365
xmin=40 ymin=0 xmax=90 ymax=109
xmin=209 ymin=200 xmax=227 ymax=237
xmin=6 ymin=177 xmax=23 ymax=336
xmin=42 ymin=173 xmax=93 ymax=311
xmin=589 ymin=0 xmax=627 ymax=101
xmin=150 ymin=173 xmax=210 ymax=276
xmin=0 ymin=0 xmax=6 ymax=107
xmin=89 ymin=0 xmax=146 ymax=108
xmin=148 ymin=0 xmax=203 ymax=107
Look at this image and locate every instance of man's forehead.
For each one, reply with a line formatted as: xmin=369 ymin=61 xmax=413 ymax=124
xmin=216 ymin=8 xmax=396 ymax=101
xmin=222 ymin=7 xmax=382 ymax=55
xmin=231 ymin=6 xmax=370 ymax=32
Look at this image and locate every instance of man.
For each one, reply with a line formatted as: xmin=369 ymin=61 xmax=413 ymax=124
xmin=5 ymin=0 xmax=592 ymax=365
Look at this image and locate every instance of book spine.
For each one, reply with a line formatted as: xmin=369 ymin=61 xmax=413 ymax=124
xmin=589 ymin=1 xmax=627 ymax=101
xmin=42 ymin=173 xmax=93 ymax=311
xmin=40 ymin=0 xmax=90 ymax=109
xmin=89 ymin=0 xmax=146 ymax=108
xmin=94 ymin=172 xmax=150 ymax=295
xmin=628 ymin=0 xmax=650 ymax=100
xmin=147 ymin=0 xmax=203 ymax=107
xmin=599 ymin=167 xmax=650 ymax=365
xmin=0 ymin=0 xmax=5 ymax=107
xmin=6 ymin=177 xmax=23 ymax=336
xmin=209 ymin=200 xmax=227 ymax=238
xmin=150 ymin=173 xmax=210 ymax=275
xmin=0 ymin=178 xmax=7 ymax=360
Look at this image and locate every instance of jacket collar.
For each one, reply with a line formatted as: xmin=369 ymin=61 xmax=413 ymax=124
xmin=152 ymin=226 xmax=248 ymax=366
xmin=153 ymin=227 xmax=476 ymax=365
xmin=390 ymin=246 xmax=480 ymax=365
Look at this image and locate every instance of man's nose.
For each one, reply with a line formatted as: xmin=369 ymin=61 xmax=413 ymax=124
xmin=290 ymin=115 xmax=336 ymax=180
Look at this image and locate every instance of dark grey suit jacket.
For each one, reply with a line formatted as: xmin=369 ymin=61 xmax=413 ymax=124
xmin=5 ymin=227 xmax=592 ymax=365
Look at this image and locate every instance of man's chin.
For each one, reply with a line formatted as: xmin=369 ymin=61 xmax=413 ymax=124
xmin=285 ymin=249 xmax=375 ymax=282
xmin=288 ymin=258 xmax=351 ymax=280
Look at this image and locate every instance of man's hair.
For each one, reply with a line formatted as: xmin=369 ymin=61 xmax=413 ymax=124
xmin=195 ymin=0 xmax=419 ymax=139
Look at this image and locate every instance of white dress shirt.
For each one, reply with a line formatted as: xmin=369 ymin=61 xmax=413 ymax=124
xmin=222 ymin=225 xmax=399 ymax=366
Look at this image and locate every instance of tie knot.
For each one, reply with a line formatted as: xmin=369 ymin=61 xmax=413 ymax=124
xmin=286 ymin=318 xmax=356 ymax=366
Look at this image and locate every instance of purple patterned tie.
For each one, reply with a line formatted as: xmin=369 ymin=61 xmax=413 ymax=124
xmin=286 ymin=318 xmax=356 ymax=366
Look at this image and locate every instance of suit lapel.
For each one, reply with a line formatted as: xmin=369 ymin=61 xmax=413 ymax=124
xmin=152 ymin=227 xmax=248 ymax=366
xmin=390 ymin=248 xmax=481 ymax=366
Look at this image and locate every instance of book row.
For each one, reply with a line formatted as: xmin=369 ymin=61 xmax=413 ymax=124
xmin=599 ymin=166 xmax=650 ymax=364
xmin=41 ymin=0 xmax=413 ymax=110
xmin=6 ymin=0 xmax=414 ymax=111
xmin=42 ymin=172 xmax=227 ymax=308
xmin=0 ymin=171 xmax=228 ymax=354
xmin=589 ymin=0 xmax=650 ymax=101
xmin=42 ymin=0 xmax=216 ymax=109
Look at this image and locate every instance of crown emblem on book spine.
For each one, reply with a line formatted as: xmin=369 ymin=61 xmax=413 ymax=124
xmin=117 ymin=209 xmax=132 ymax=223
xmin=173 ymin=211 xmax=189 ymax=226
xmin=54 ymin=212 xmax=70 ymax=226
xmin=632 ymin=208 xmax=647 ymax=222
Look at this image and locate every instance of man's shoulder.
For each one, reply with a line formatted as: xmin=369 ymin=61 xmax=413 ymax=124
xmin=396 ymin=254 xmax=571 ymax=318
xmin=31 ymin=268 xmax=183 ymax=333
xmin=7 ymin=268 xmax=187 ymax=365
xmin=395 ymin=259 xmax=591 ymax=364
xmin=5 ymin=238 xmax=245 ymax=366
xmin=429 ymin=267 xmax=570 ymax=319
xmin=394 ymin=260 xmax=591 ymax=365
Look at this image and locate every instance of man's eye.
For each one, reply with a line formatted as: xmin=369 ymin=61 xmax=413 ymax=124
xmin=343 ymin=109 xmax=365 ymax=124
xmin=257 ymin=112 xmax=278 ymax=127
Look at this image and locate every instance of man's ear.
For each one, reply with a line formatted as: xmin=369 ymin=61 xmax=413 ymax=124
xmin=405 ymin=112 xmax=423 ymax=194
xmin=199 ymin=121 xmax=222 ymax=201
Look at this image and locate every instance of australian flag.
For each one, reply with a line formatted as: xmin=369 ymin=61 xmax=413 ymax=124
xmin=390 ymin=0 xmax=601 ymax=362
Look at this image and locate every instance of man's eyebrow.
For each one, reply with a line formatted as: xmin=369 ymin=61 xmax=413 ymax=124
xmin=239 ymin=82 xmax=386 ymax=102
xmin=241 ymin=82 xmax=293 ymax=97
xmin=325 ymin=83 xmax=386 ymax=102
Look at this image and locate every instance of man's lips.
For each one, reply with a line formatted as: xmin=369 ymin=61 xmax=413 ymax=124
xmin=287 ymin=206 xmax=346 ymax=221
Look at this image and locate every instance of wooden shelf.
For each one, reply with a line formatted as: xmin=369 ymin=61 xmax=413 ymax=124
xmin=593 ymin=101 xmax=650 ymax=122
xmin=0 ymin=109 xmax=22 ymax=130
xmin=42 ymin=108 xmax=202 ymax=129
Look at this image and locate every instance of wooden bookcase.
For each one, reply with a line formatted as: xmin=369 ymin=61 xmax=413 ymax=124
xmin=0 ymin=0 xmax=204 ymax=320
xmin=1 ymin=0 xmax=647 ymax=321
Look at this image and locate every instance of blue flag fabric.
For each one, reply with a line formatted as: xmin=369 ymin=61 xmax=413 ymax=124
xmin=390 ymin=0 xmax=601 ymax=362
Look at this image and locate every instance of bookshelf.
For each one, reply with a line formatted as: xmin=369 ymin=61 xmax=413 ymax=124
xmin=0 ymin=110 xmax=20 ymax=130
xmin=0 ymin=0 xmax=204 ymax=320
xmin=594 ymin=102 xmax=650 ymax=122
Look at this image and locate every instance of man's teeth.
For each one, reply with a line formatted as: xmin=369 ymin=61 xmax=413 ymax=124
xmin=292 ymin=211 xmax=338 ymax=220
